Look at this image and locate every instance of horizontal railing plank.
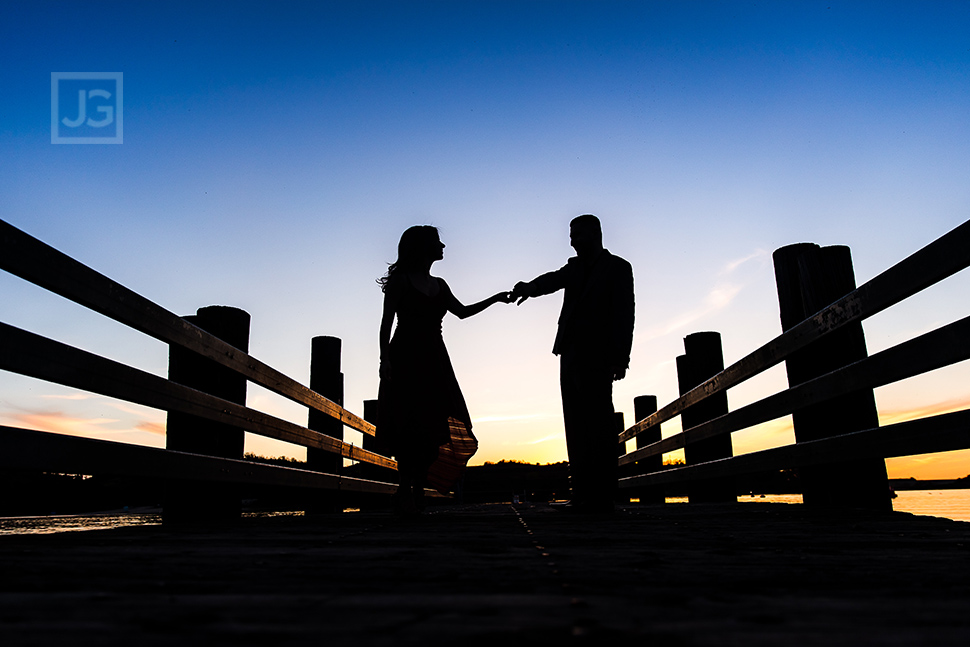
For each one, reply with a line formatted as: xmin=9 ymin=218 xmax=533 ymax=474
xmin=0 ymin=425 xmax=399 ymax=494
xmin=0 ymin=218 xmax=375 ymax=437
xmin=620 ymin=217 xmax=970 ymax=443
xmin=621 ymin=313 xmax=970 ymax=464
xmin=619 ymin=408 xmax=970 ymax=488
xmin=0 ymin=322 xmax=396 ymax=470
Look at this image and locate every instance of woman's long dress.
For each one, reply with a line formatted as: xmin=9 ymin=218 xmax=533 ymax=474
xmin=376 ymin=276 xmax=478 ymax=493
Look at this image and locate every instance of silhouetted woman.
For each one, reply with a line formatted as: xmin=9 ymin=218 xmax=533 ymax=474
xmin=377 ymin=225 xmax=511 ymax=516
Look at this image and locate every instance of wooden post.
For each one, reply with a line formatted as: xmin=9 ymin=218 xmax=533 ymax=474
xmin=677 ymin=331 xmax=735 ymax=503
xmin=306 ymin=336 xmax=343 ymax=513
xmin=164 ymin=305 xmax=250 ymax=524
xmin=612 ymin=411 xmax=624 ymax=503
xmin=634 ymin=395 xmax=664 ymax=504
xmin=360 ymin=399 xmax=381 ymax=483
xmin=773 ymin=243 xmax=891 ymax=511
xmin=618 ymin=411 xmax=632 ymax=483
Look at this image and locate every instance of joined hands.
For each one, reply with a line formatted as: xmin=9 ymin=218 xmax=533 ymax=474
xmin=510 ymin=281 xmax=531 ymax=305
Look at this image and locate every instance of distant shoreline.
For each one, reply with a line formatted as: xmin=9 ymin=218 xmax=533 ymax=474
xmin=890 ymin=479 xmax=970 ymax=491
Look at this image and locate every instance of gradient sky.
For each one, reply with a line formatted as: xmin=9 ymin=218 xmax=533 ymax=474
xmin=2 ymin=1 xmax=969 ymax=480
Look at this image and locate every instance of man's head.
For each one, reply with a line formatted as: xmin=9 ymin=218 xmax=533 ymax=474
xmin=569 ymin=214 xmax=603 ymax=257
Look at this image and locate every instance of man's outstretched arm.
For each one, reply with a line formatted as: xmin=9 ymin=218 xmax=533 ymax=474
xmin=512 ymin=267 xmax=568 ymax=305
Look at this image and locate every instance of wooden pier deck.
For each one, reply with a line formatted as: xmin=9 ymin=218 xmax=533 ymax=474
xmin=2 ymin=503 xmax=969 ymax=646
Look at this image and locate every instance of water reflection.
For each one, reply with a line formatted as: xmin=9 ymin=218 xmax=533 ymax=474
xmin=657 ymin=494 xmax=805 ymax=505
xmin=0 ymin=514 xmax=161 ymax=535
xmin=2 ymin=492 xmax=967 ymax=534
xmin=892 ymin=490 xmax=970 ymax=522
xmin=0 ymin=510 xmax=322 ymax=535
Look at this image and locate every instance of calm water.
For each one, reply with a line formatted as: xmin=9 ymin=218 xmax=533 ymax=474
xmin=0 ymin=510 xmax=304 ymax=536
xmin=672 ymin=490 xmax=970 ymax=523
xmin=891 ymin=489 xmax=970 ymax=522
xmin=0 ymin=513 xmax=162 ymax=535
xmin=2 ymin=492 xmax=968 ymax=534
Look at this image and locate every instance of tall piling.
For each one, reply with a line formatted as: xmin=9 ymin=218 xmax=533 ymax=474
xmin=165 ymin=305 xmax=250 ymax=524
xmin=773 ymin=243 xmax=890 ymax=511
xmin=612 ymin=411 xmax=624 ymax=503
xmin=306 ymin=336 xmax=344 ymax=513
xmin=633 ymin=394 xmax=664 ymax=503
xmin=677 ymin=331 xmax=734 ymax=503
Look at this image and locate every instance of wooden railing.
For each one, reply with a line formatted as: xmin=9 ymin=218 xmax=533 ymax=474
xmin=618 ymin=219 xmax=970 ymax=509
xmin=0 ymin=218 xmax=407 ymax=518
xmin=5 ymin=216 xmax=967 ymax=517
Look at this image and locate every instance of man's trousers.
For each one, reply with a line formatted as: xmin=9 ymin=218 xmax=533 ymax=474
xmin=559 ymin=352 xmax=617 ymax=508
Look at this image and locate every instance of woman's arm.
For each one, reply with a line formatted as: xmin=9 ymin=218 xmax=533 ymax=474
xmin=379 ymin=281 xmax=402 ymax=378
xmin=442 ymin=279 xmax=512 ymax=320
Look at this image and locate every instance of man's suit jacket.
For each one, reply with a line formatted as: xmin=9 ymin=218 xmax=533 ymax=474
xmin=529 ymin=249 xmax=635 ymax=369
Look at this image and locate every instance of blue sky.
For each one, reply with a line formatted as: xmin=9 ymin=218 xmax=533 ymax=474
xmin=2 ymin=1 xmax=969 ymax=478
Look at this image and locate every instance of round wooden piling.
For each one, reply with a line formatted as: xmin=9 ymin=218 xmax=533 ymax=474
xmin=164 ymin=305 xmax=251 ymax=524
xmin=306 ymin=336 xmax=344 ymax=513
xmin=633 ymin=395 xmax=664 ymax=504
xmin=677 ymin=331 xmax=735 ymax=503
xmin=612 ymin=411 xmax=624 ymax=503
xmin=773 ymin=243 xmax=891 ymax=511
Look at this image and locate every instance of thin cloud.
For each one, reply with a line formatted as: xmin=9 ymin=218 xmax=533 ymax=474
xmin=473 ymin=413 xmax=553 ymax=424
xmin=136 ymin=421 xmax=166 ymax=435
xmin=6 ymin=411 xmax=120 ymax=436
xmin=6 ymin=396 xmax=165 ymax=437
xmin=903 ymin=455 xmax=940 ymax=466
xmin=878 ymin=397 xmax=970 ymax=427
xmin=2 ymin=410 xmax=165 ymax=438
xmin=107 ymin=401 xmax=160 ymax=417
xmin=525 ymin=433 xmax=561 ymax=445
xmin=704 ymin=283 xmax=744 ymax=310
xmin=637 ymin=249 xmax=769 ymax=343
xmin=721 ymin=249 xmax=770 ymax=275
xmin=638 ymin=282 xmax=743 ymax=342
xmin=500 ymin=433 xmax=561 ymax=447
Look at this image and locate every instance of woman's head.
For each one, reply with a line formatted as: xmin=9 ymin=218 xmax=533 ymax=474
xmin=378 ymin=225 xmax=444 ymax=291
xmin=396 ymin=225 xmax=443 ymax=268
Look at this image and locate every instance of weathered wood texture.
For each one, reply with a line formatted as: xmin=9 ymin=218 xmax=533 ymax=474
xmin=2 ymin=503 xmax=969 ymax=646
xmin=620 ymin=312 xmax=970 ymax=466
xmin=0 ymin=218 xmax=375 ymax=437
xmin=630 ymin=395 xmax=664 ymax=503
xmin=307 ymin=336 xmax=344 ymax=476
xmin=0 ymin=322 xmax=396 ymax=470
xmin=167 ymin=306 xmax=251 ymax=459
xmin=620 ymin=407 xmax=970 ymax=489
xmin=165 ymin=306 xmax=251 ymax=522
xmin=677 ymin=332 xmax=734 ymax=503
xmin=359 ymin=399 xmax=391 ymax=483
xmin=306 ymin=336 xmax=345 ymax=512
xmin=619 ymin=218 xmax=970 ymax=444
xmin=774 ymin=243 xmax=889 ymax=510
xmin=0 ymin=425 xmax=398 ymax=494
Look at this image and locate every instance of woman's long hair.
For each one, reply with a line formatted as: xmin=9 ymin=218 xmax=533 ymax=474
xmin=378 ymin=225 xmax=440 ymax=293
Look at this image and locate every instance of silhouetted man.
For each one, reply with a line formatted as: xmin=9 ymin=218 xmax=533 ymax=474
xmin=511 ymin=214 xmax=634 ymax=513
